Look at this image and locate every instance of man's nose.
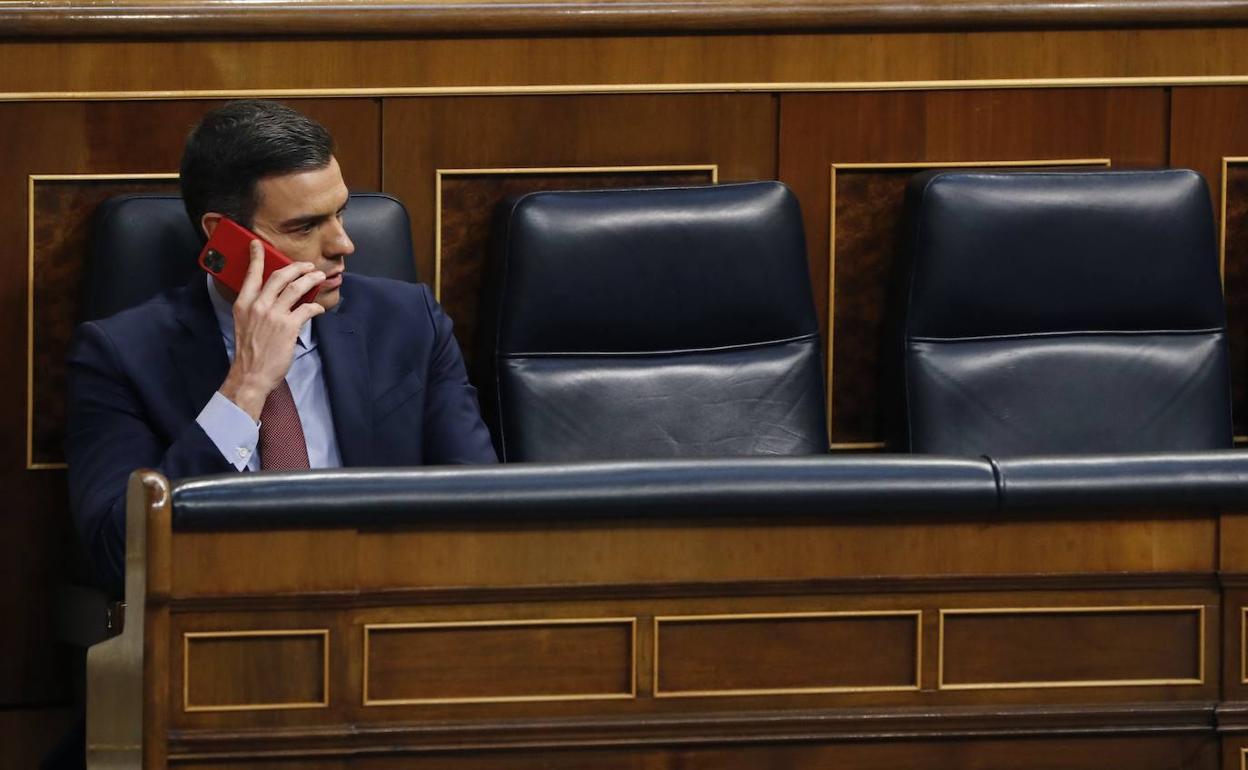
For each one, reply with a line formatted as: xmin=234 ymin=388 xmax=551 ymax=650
xmin=329 ymin=216 xmax=355 ymax=258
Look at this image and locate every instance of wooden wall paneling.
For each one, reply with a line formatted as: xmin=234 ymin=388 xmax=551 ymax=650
xmin=380 ymin=94 xmax=776 ymax=367
xmin=7 ymin=29 xmax=1248 ymax=96
xmin=1170 ymin=87 xmax=1248 ymax=442
xmin=1 ymin=99 xmax=380 ymax=710
xmin=778 ymin=88 xmax=1169 ymax=447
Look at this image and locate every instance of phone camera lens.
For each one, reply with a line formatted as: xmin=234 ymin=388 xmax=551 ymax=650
xmin=203 ymin=249 xmax=225 ymax=273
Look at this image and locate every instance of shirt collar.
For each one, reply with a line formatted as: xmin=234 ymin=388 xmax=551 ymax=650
xmin=206 ymin=274 xmax=314 ymax=352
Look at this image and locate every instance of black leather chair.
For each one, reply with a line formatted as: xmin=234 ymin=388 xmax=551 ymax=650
xmin=478 ymin=181 xmax=828 ymax=462
xmin=899 ymin=168 xmax=1232 ymax=455
xmin=82 ymin=192 xmax=418 ymax=322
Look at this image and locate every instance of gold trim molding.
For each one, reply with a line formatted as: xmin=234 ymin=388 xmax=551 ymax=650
xmin=12 ymin=75 xmax=1248 ymax=103
xmin=182 ymin=628 xmax=330 ymax=713
xmin=362 ymin=616 xmax=638 ymax=706
xmin=26 ymin=172 xmax=180 ymax=471
xmin=825 ymin=157 xmax=1111 ymax=451
xmin=937 ymin=605 xmax=1205 ymax=691
xmin=1240 ymin=605 xmax=1248 ymax=684
xmin=433 ymin=164 xmax=718 ymax=301
xmin=653 ymin=610 xmax=922 ymax=698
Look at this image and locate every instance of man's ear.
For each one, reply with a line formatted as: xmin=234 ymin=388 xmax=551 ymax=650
xmin=200 ymin=212 xmax=223 ymax=240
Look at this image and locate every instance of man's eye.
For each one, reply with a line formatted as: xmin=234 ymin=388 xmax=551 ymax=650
xmin=296 ymin=222 xmax=317 ymax=234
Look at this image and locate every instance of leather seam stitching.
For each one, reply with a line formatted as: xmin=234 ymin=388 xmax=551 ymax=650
xmin=909 ymin=328 xmax=1225 ymax=343
xmin=498 ymin=332 xmax=820 ymax=359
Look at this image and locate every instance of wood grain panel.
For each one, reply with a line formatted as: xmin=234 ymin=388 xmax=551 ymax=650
xmin=437 ymin=167 xmax=714 ymax=365
xmin=183 ymin=631 xmax=328 ymax=711
xmin=383 ymin=94 xmax=776 ymax=294
xmin=1224 ymin=161 xmax=1248 ymax=440
xmin=350 ymin=514 xmax=1211 ymax=593
xmin=6 ymin=30 xmax=1248 ymax=96
xmin=29 ymin=176 xmax=179 ymax=468
xmin=1170 ymin=88 xmax=1248 ymax=441
xmin=940 ymin=607 xmax=1204 ymax=689
xmin=779 ymin=88 xmax=1168 ymax=447
xmin=364 ymin=619 xmax=634 ymax=704
xmin=655 ymin=612 xmax=919 ymax=696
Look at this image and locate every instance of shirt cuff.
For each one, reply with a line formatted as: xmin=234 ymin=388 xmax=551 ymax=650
xmin=197 ymin=391 xmax=260 ymax=471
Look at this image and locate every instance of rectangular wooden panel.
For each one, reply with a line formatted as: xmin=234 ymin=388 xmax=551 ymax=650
xmin=655 ymin=611 xmax=920 ymax=697
xmin=1160 ymin=87 xmax=1248 ymax=443
xmin=939 ymin=607 xmax=1204 ymax=690
xmin=183 ymin=630 xmax=329 ymax=712
xmin=363 ymin=618 xmax=635 ymax=705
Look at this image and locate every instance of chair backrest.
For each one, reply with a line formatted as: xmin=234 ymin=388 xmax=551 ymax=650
xmin=479 ymin=181 xmax=828 ymax=462
xmin=901 ymin=168 xmax=1231 ymax=455
xmin=81 ymin=192 xmax=418 ymax=322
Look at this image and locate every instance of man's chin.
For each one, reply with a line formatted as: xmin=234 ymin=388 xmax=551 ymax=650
xmin=314 ymin=288 xmax=341 ymax=311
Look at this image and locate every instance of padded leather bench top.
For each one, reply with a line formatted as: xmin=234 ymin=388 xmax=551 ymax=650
xmin=170 ymin=455 xmax=998 ymax=529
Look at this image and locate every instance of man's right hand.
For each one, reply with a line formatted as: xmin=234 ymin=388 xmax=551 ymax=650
xmin=218 ymin=240 xmax=326 ymax=421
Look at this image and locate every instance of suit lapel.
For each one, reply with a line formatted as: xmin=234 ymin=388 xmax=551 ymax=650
xmin=171 ymin=276 xmax=230 ymax=416
xmin=315 ymin=287 xmax=373 ymax=465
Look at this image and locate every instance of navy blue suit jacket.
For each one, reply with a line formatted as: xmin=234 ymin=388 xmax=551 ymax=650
xmin=66 ymin=273 xmax=497 ymax=596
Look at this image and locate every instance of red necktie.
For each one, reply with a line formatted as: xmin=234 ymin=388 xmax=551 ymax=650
xmin=259 ymin=379 xmax=310 ymax=470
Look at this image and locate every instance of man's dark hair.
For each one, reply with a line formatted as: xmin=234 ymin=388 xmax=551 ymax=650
xmin=180 ymin=100 xmax=334 ymax=235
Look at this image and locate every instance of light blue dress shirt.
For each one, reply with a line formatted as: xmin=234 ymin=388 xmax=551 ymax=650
xmin=195 ymin=276 xmax=343 ymax=471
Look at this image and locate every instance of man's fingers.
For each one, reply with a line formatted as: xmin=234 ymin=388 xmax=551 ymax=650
xmin=295 ymin=301 xmax=327 ymax=324
xmin=277 ymin=269 xmax=327 ymax=309
xmin=256 ymin=260 xmax=317 ymax=305
xmin=234 ymin=240 xmax=267 ymax=303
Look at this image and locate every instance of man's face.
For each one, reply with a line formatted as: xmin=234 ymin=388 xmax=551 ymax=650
xmin=249 ymin=155 xmax=354 ymax=311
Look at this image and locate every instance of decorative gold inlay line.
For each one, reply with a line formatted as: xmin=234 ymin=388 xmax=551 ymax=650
xmin=10 ymin=75 xmax=1248 ymax=102
xmin=433 ymin=164 xmax=717 ymax=302
xmin=26 ymin=172 xmax=181 ymax=471
xmin=825 ymin=157 xmax=1111 ymax=450
xmin=937 ymin=605 xmax=1205 ymax=691
xmin=1240 ymin=606 xmax=1248 ymax=685
xmin=362 ymin=616 xmax=637 ymax=706
xmin=182 ymin=628 xmax=330 ymax=713
xmin=653 ymin=609 xmax=922 ymax=698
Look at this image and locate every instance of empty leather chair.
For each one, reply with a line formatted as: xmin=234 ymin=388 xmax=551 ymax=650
xmin=82 ymin=192 xmax=418 ymax=322
xmin=899 ymin=168 xmax=1231 ymax=455
xmin=479 ymin=181 xmax=828 ymax=462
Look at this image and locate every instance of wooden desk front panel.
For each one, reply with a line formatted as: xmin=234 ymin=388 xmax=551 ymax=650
xmin=162 ymin=582 xmax=1218 ymax=762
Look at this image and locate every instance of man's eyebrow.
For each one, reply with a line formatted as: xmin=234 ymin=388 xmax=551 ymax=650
xmin=278 ymin=202 xmax=347 ymax=230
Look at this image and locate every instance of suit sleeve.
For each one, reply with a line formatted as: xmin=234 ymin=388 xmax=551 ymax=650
xmin=418 ymin=287 xmax=499 ymax=465
xmin=65 ymin=321 xmax=235 ymax=597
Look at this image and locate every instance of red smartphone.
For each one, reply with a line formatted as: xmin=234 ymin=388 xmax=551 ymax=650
xmin=197 ymin=218 xmax=318 ymax=306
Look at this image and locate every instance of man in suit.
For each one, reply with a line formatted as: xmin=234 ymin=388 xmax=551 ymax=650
xmin=65 ymin=100 xmax=497 ymax=599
